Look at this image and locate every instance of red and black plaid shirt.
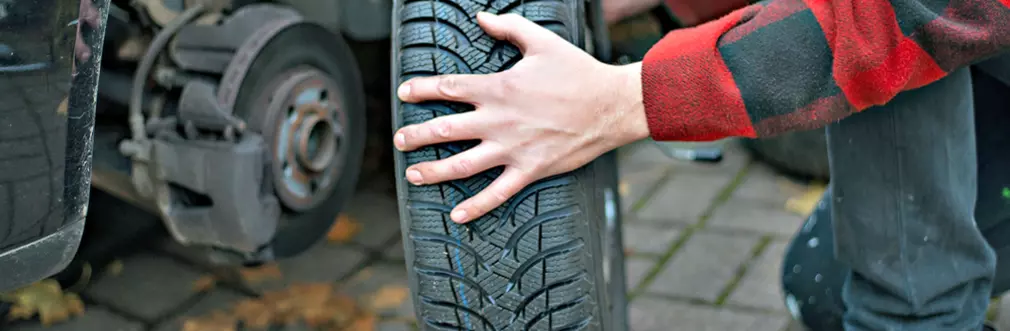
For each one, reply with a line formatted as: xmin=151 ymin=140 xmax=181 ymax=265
xmin=642 ymin=0 xmax=1010 ymax=141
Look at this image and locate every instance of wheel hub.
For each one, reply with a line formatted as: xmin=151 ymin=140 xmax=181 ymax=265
xmin=263 ymin=68 xmax=347 ymax=212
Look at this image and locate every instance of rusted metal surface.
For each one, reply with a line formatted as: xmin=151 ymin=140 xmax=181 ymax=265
xmin=169 ymin=4 xmax=300 ymax=74
xmin=216 ymin=11 xmax=304 ymax=112
xmin=257 ymin=68 xmax=348 ymax=212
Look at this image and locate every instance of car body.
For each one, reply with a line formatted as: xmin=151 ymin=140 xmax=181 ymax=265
xmin=0 ymin=0 xmax=108 ymax=291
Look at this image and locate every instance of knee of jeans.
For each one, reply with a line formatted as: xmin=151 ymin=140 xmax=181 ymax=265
xmin=781 ymin=190 xmax=847 ymax=330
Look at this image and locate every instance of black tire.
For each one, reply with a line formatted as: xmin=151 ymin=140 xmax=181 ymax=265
xmin=391 ymin=0 xmax=612 ymax=330
xmin=596 ymin=151 xmax=629 ymax=331
xmin=232 ymin=24 xmax=367 ymax=259
xmin=741 ymin=129 xmax=831 ymax=180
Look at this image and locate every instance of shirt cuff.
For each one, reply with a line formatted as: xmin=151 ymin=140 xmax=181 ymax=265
xmin=640 ymin=11 xmax=757 ymax=141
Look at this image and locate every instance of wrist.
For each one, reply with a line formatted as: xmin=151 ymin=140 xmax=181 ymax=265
xmin=611 ymin=62 xmax=649 ymax=144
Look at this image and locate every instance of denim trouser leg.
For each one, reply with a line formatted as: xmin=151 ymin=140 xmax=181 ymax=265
xmin=826 ymin=68 xmax=997 ymax=331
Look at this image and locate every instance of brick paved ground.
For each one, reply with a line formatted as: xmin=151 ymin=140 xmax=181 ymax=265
xmin=8 ymin=140 xmax=1010 ymax=331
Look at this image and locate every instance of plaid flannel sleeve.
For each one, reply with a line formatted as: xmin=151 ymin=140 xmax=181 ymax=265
xmin=641 ymin=0 xmax=1010 ymax=142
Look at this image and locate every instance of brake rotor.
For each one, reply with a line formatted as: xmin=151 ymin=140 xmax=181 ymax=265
xmin=257 ymin=68 xmax=348 ymax=212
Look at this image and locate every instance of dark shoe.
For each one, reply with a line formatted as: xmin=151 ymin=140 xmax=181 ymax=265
xmin=985 ymin=323 xmax=997 ymax=331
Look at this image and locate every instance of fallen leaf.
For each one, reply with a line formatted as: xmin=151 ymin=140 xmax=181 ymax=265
xmin=327 ymin=214 xmax=361 ymax=243
xmin=348 ymin=268 xmax=373 ymax=284
xmin=238 ymin=264 xmax=283 ymax=285
xmin=326 ymin=294 xmax=359 ymax=326
xmin=618 ymin=180 xmax=630 ymax=197
xmin=233 ymin=299 xmax=272 ymax=329
xmin=184 ymin=281 xmax=365 ymax=330
xmin=1 ymin=279 xmax=85 ymax=326
xmin=192 ymin=275 xmax=218 ymax=293
xmin=785 ymin=182 xmax=828 ymax=217
xmin=56 ymin=97 xmax=68 ymax=116
xmin=344 ymin=313 xmax=377 ymax=331
xmin=367 ymin=286 xmax=409 ymax=312
xmin=182 ymin=310 xmax=237 ymax=331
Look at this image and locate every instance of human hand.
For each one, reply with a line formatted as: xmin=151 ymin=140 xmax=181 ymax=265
xmin=394 ymin=12 xmax=648 ymax=224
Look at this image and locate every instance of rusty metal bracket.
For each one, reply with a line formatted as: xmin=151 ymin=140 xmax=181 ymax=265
xmin=150 ymin=130 xmax=280 ymax=253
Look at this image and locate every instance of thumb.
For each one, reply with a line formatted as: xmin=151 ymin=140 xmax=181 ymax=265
xmin=476 ymin=12 xmax=557 ymax=53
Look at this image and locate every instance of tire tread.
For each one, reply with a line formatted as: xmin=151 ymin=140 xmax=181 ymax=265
xmin=394 ymin=0 xmax=602 ymax=329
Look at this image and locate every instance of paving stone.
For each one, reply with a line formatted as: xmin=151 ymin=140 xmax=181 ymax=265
xmin=9 ymin=306 xmax=143 ymax=331
xmin=618 ymin=142 xmax=676 ymax=176
xmin=732 ymin=164 xmax=809 ymax=206
xmin=378 ymin=320 xmax=414 ymax=331
xmin=247 ymin=243 xmax=369 ymax=292
xmin=629 ymin=297 xmax=790 ymax=331
xmin=346 ymin=191 xmax=404 ymax=250
xmin=384 ymin=239 xmax=406 ymax=261
xmin=619 ymin=140 xmax=749 ymax=177
xmin=708 ymin=198 xmax=807 ymax=237
xmin=637 ymin=172 xmax=736 ymax=225
xmin=729 ymin=240 xmax=790 ymax=311
xmin=85 ymin=252 xmax=205 ymax=320
xmin=618 ymin=163 xmax=670 ymax=214
xmin=648 ymin=232 xmax=761 ymax=302
xmin=625 ymin=257 xmax=656 ymax=291
xmin=663 ymin=140 xmax=751 ymax=176
xmin=341 ymin=263 xmax=415 ymax=319
xmin=622 ymin=225 xmax=681 ymax=255
xmin=153 ymin=290 xmax=248 ymax=331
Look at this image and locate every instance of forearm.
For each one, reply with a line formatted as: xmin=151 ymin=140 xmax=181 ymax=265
xmin=640 ymin=0 xmax=1010 ymax=141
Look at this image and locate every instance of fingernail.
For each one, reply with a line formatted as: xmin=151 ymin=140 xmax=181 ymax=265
xmin=406 ymin=169 xmax=423 ymax=185
xmin=451 ymin=209 xmax=469 ymax=223
xmin=397 ymin=84 xmax=411 ymax=101
xmin=394 ymin=133 xmax=406 ymax=150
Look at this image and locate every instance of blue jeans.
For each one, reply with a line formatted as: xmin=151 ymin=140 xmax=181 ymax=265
xmin=782 ymin=55 xmax=1010 ymax=331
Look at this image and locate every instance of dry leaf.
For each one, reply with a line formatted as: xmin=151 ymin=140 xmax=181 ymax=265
xmin=785 ymin=182 xmax=828 ymax=217
xmin=238 ymin=264 xmax=283 ymax=285
xmin=324 ymin=294 xmax=359 ymax=326
xmin=618 ymin=181 xmax=630 ymax=197
xmin=1 ymin=279 xmax=85 ymax=326
xmin=344 ymin=313 xmax=377 ymax=331
xmin=192 ymin=275 xmax=218 ymax=293
xmin=184 ymin=281 xmax=364 ymax=330
xmin=234 ymin=299 xmax=274 ymax=329
xmin=327 ymin=214 xmax=361 ymax=243
xmin=348 ymin=268 xmax=374 ymax=284
xmin=56 ymin=97 xmax=68 ymax=116
xmin=182 ymin=310 xmax=237 ymax=331
xmin=367 ymin=286 xmax=409 ymax=312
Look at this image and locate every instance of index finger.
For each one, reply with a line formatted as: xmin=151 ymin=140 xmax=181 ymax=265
xmin=398 ymin=73 xmax=500 ymax=104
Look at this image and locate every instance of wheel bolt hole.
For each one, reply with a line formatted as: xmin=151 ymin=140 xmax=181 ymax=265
xmin=319 ymin=90 xmax=328 ymax=101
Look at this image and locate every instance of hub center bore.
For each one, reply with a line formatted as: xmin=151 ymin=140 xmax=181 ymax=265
xmin=295 ymin=113 xmax=338 ymax=173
